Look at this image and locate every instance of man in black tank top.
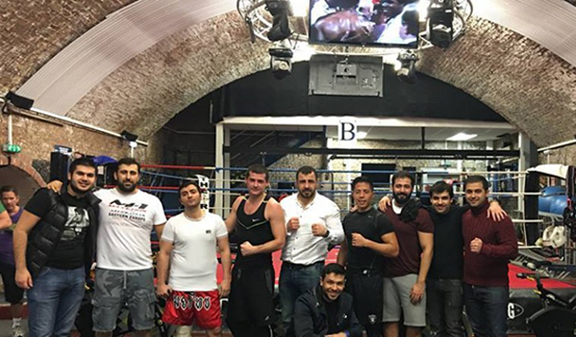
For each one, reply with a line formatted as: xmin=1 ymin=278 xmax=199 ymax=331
xmin=225 ymin=164 xmax=286 ymax=337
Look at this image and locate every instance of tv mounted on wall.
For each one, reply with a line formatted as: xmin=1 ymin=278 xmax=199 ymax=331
xmin=309 ymin=0 xmax=419 ymax=48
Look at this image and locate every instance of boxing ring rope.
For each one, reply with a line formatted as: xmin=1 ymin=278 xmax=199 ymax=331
xmin=141 ymin=163 xmax=576 ymax=265
xmin=139 ymin=163 xmax=544 ymax=237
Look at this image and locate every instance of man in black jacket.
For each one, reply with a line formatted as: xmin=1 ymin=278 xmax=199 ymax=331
xmin=290 ymin=263 xmax=362 ymax=337
xmin=14 ymin=157 xmax=100 ymax=337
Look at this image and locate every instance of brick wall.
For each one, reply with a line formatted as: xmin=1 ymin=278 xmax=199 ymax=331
xmin=0 ymin=0 xmax=135 ymax=95
xmin=0 ymin=111 xmax=167 ymax=182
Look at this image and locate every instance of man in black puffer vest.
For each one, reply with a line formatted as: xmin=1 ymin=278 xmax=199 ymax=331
xmin=14 ymin=157 xmax=100 ymax=337
xmin=289 ymin=263 xmax=362 ymax=337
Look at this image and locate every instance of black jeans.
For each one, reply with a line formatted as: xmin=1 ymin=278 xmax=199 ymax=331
xmin=427 ymin=279 xmax=463 ymax=337
xmin=463 ymin=283 xmax=509 ymax=337
xmin=347 ymin=271 xmax=383 ymax=337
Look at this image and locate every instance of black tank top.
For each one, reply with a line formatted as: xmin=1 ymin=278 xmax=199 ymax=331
xmin=235 ymin=195 xmax=274 ymax=269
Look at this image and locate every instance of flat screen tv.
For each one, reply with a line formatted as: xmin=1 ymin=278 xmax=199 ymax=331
xmin=309 ymin=0 xmax=420 ymax=48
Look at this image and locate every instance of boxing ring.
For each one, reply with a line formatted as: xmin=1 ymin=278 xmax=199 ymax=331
xmin=92 ymin=160 xmax=576 ymax=335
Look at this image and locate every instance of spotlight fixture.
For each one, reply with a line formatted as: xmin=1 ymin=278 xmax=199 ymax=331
xmin=265 ymin=0 xmax=293 ymax=41
xmin=121 ymin=130 xmax=138 ymax=142
xmin=269 ymin=46 xmax=294 ymax=79
xmin=121 ymin=130 xmax=139 ymax=157
xmin=5 ymin=91 xmax=34 ymax=110
xmin=427 ymin=0 xmax=454 ymax=49
xmin=396 ymin=51 xmax=419 ymax=84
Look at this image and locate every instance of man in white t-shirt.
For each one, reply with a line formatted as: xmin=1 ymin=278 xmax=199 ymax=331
xmin=92 ymin=158 xmax=167 ymax=337
xmin=156 ymin=180 xmax=231 ymax=337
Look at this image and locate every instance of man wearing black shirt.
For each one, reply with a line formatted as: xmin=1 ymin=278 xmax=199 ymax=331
xmin=426 ymin=182 xmax=467 ymax=337
xmin=14 ymin=157 xmax=100 ymax=337
xmin=291 ymin=263 xmax=362 ymax=337
xmin=338 ymin=176 xmax=399 ymax=337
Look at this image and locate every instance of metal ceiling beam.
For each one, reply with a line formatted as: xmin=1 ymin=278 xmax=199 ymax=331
xmin=225 ymin=146 xmax=519 ymax=159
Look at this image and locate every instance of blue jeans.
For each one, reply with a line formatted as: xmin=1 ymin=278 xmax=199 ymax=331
xmin=463 ymin=283 xmax=509 ymax=337
xmin=28 ymin=266 xmax=86 ymax=337
xmin=279 ymin=261 xmax=324 ymax=333
xmin=427 ymin=279 xmax=463 ymax=337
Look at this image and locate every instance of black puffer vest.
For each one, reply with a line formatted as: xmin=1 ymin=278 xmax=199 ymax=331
xmin=26 ymin=188 xmax=100 ymax=279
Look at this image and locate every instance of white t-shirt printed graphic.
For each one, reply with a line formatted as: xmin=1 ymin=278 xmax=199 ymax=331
xmin=161 ymin=212 xmax=228 ymax=291
xmin=96 ymin=189 xmax=167 ymax=270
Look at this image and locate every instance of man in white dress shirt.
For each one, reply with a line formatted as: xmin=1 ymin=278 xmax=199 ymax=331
xmin=279 ymin=166 xmax=345 ymax=334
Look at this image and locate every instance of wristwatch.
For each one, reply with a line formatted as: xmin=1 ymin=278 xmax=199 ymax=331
xmin=323 ymin=229 xmax=330 ymax=238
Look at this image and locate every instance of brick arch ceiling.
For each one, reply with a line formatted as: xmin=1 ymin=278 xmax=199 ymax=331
xmin=3 ymin=0 xmax=576 ymax=147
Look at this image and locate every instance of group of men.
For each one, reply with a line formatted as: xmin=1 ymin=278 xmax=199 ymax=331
xmin=215 ymin=164 xmax=517 ymax=337
xmin=0 ymin=158 xmax=518 ymax=337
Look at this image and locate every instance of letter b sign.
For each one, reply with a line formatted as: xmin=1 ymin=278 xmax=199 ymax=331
xmin=339 ymin=120 xmax=357 ymax=142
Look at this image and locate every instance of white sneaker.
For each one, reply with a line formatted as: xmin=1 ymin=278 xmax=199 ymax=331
xmin=12 ymin=326 xmax=25 ymax=337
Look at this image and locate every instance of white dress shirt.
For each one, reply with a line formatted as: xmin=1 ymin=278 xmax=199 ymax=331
xmin=280 ymin=192 xmax=344 ymax=265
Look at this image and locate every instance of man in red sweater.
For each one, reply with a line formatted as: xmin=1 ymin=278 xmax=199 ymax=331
xmin=462 ymin=175 xmax=518 ymax=337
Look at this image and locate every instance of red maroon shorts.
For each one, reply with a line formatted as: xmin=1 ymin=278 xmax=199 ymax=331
xmin=162 ymin=290 xmax=221 ymax=329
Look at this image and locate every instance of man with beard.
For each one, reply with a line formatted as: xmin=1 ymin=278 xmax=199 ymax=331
xmin=14 ymin=157 xmax=101 ymax=337
xmin=338 ymin=176 xmax=399 ymax=337
xmin=279 ymin=166 xmax=344 ymax=334
xmin=462 ymin=176 xmax=517 ymax=337
xmin=91 ymin=157 xmax=167 ymax=337
xmin=382 ymin=171 xmax=433 ymax=337
xmin=224 ymin=164 xmax=285 ymax=337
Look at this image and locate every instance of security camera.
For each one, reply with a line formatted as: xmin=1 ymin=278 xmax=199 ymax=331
xmin=265 ymin=0 xmax=293 ymax=41
xmin=427 ymin=0 xmax=454 ymax=49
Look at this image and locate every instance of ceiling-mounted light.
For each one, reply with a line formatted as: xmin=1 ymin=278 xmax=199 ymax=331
xmin=447 ymin=132 xmax=477 ymax=141
xmin=5 ymin=91 xmax=34 ymax=110
xmin=265 ymin=0 xmax=293 ymax=41
xmin=396 ymin=51 xmax=419 ymax=84
xmin=427 ymin=0 xmax=454 ymax=49
xmin=269 ymin=46 xmax=294 ymax=79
